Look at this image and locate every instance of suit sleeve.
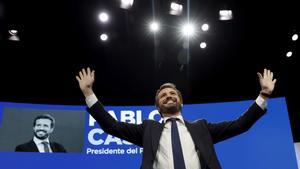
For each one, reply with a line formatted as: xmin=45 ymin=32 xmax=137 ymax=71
xmin=206 ymin=102 xmax=267 ymax=143
xmin=87 ymin=101 xmax=144 ymax=147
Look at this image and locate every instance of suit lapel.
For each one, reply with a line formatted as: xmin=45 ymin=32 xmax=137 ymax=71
xmin=29 ymin=140 xmax=39 ymax=152
xmin=50 ymin=142 xmax=56 ymax=152
xmin=184 ymin=121 xmax=210 ymax=166
xmin=151 ymin=122 xmax=164 ymax=156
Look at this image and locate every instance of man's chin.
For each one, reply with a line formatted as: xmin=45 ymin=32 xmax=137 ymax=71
xmin=160 ymin=105 xmax=182 ymax=115
xmin=35 ymin=133 xmax=48 ymax=140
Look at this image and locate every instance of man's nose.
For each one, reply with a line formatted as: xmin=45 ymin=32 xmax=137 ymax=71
xmin=166 ymin=94 xmax=173 ymax=99
xmin=39 ymin=126 xmax=47 ymax=130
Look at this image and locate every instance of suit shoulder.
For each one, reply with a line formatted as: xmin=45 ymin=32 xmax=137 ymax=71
xmin=15 ymin=144 xmax=24 ymax=151
xmin=188 ymin=118 xmax=207 ymax=124
xmin=15 ymin=140 xmax=34 ymax=151
xmin=142 ymin=119 xmax=161 ymax=125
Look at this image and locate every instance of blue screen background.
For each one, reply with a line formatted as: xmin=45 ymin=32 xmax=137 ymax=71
xmin=0 ymin=97 xmax=297 ymax=169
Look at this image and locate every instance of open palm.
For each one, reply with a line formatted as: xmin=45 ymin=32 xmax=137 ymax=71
xmin=76 ymin=67 xmax=95 ymax=97
xmin=257 ymin=69 xmax=277 ymax=95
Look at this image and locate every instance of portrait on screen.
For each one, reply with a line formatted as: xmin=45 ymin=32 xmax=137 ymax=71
xmin=0 ymin=106 xmax=85 ymax=153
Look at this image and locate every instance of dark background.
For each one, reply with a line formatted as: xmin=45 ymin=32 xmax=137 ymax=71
xmin=0 ymin=0 xmax=299 ymax=139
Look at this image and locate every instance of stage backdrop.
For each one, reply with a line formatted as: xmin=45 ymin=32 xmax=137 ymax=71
xmin=0 ymin=97 xmax=298 ymax=169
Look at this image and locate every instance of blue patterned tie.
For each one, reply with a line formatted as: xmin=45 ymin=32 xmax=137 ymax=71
xmin=169 ymin=118 xmax=186 ymax=169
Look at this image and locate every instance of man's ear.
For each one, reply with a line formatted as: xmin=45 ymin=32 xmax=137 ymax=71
xmin=49 ymin=128 xmax=54 ymax=134
xmin=157 ymin=106 xmax=161 ymax=112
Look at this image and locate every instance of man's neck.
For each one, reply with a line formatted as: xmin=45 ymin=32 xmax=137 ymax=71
xmin=33 ymin=136 xmax=50 ymax=142
xmin=162 ymin=111 xmax=181 ymax=117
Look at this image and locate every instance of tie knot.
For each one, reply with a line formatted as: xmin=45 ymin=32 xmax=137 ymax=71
xmin=41 ymin=141 xmax=49 ymax=146
xmin=168 ymin=117 xmax=178 ymax=123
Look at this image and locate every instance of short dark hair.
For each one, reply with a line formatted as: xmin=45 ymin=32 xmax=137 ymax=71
xmin=33 ymin=114 xmax=55 ymax=128
xmin=155 ymin=83 xmax=183 ymax=108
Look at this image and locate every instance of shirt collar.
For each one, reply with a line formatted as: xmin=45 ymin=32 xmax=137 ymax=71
xmin=163 ymin=114 xmax=185 ymax=124
xmin=33 ymin=136 xmax=50 ymax=145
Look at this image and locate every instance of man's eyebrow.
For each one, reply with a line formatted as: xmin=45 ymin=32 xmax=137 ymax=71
xmin=159 ymin=91 xmax=169 ymax=97
xmin=160 ymin=92 xmax=166 ymax=96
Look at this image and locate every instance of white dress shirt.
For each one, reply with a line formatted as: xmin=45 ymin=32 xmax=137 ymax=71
xmin=33 ymin=136 xmax=52 ymax=153
xmin=153 ymin=115 xmax=201 ymax=169
xmin=86 ymin=94 xmax=267 ymax=169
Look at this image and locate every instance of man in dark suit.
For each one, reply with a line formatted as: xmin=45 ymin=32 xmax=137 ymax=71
xmin=15 ymin=114 xmax=66 ymax=153
xmin=76 ymin=68 xmax=276 ymax=169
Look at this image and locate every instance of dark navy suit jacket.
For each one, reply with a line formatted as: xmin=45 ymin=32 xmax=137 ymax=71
xmin=88 ymin=101 xmax=266 ymax=169
xmin=15 ymin=139 xmax=66 ymax=153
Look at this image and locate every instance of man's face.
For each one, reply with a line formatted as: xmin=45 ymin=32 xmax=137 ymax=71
xmin=33 ymin=119 xmax=53 ymax=140
xmin=157 ymin=87 xmax=182 ymax=116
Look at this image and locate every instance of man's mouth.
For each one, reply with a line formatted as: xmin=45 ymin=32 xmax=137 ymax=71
xmin=36 ymin=130 xmax=46 ymax=134
xmin=167 ymin=100 xmax=174 ymax=104
xmin=164 ymin=98 xmax=177 ymax=104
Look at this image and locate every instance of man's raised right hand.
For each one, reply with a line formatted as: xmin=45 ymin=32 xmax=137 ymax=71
xmin=76 ymin=67 xmax=95 ymax=98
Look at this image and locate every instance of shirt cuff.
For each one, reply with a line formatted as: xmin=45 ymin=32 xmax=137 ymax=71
xmin=85 ymin=93 xmax=98 ymax=108
xmin=255 ymin=95 xmax=267 ymax=110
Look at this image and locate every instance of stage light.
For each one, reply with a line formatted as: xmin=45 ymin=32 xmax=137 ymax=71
xmin=170 ymin=2 xmax=183 ymax=15
xmin=292 ymin=34 xmax=298 ymax=41
xmin=181 ymin=23 xmax=195 ymax=37
xmin=100 ymin=33 xmax=108 ymax=41
xmin=98 ymin=12 xmax=109 ymax=23
xmin=8 ymin=29 xmax=20 ymax=41
xmin=120 ymin=0 xmax=134 ymax=9
xmin=200 ymin=42 xmax=207 ymax=49
xmin=149 ymin=21 xmax=160 ymax=32
xmin=9 ymin=29 xmax=18 ymax=35
xmin=201 ymin=23 xmax=209 ymax=31
xmin=286 ymin=51 xmax=292 ymax=57
xmin=219 ymin=10 xmax=233 ymax=20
